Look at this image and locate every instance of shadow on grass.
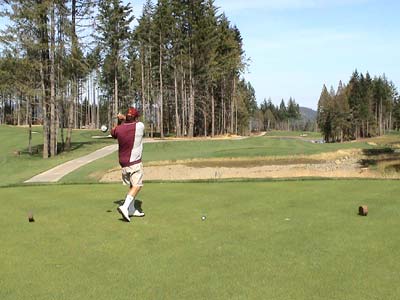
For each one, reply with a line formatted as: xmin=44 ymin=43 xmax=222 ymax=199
xmin=360 ymin=148 xmax=400 ymax=172
xmin=113 ymin=199 xmax=144 ymax=222
xmin=17 ymin=141 xmax=110 ymax=157
xmin=113 ymin=199 xmax=124 ymax=206
xmin=362 ymin=148 xmax=394 ymax=155
xmin=386 ymin=164 xmax=400 ymax=172
xmin=113 ymin=199 xmax=144 ymax=211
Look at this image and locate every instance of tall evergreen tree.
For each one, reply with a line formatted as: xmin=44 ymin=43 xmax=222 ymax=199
xmin=97 ymin=0 xmax=133 ymax=127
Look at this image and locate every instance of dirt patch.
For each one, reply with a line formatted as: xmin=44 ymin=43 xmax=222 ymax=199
xmin=99 ymin=149 xmax=400 ymax=182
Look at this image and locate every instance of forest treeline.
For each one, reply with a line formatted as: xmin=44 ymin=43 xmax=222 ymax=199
xmin=2 ymin=2 xmax=399 ymax=160
xmin=0 ymin=0 xmax=257 ymax=158
xmin=317 ymin=70 xmax=400 ymax=143
xmin=253 ymin=97 xmax=316 ymax=132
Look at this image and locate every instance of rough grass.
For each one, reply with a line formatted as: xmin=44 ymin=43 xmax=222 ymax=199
xmin=0 ymin=125 xmax=114 ymax=186
xmin=1 ymin=180 xmax=400 ymax=299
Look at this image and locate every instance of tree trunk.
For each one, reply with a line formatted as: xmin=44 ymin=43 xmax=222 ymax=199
xmin=86 ymin=77 xmax=90 ymax=126
xmin=50 ymin=4 xmax=57 ymax=156
xmin=234 ymin=78 xmax=238 ymax=135
xmin=25 ymin=93 xmax=30 ymax=125
xmin=204 ymin=106 xmax=207 ymax=137
xmin=60 ymin=93 xmax=65 ymax=151
xmin=188 ymin=48 xmax=194 ymax=138
xmin=108 ymin=96 xmax=112 ymax=130
xmin=221 ymin=79 xmax=225 ymax=134
xmin=211 ymin=84 xmax=215 ymax=137
xmin=379 ymin=97 xmax=383 ymax=136
xmin=39 ymin=3 xmax=50 ymax=159
xmin=28 ymin=98 xmax=32 ymax=154
xmin=74 ymin=82 xmax=78 ymax=129
xmin=80 ymin=80 xmax=84 ymax=128
xmin=148 ymin=45 xmax=152 ymax=134
xmin=17 ymin=96 xmax=21 ymax=126
xmin=174 ymin=68 xmax=181 ymax=137
xmin=204 ymin=88 xmax=208 ymax=137
xmin=41 ymin=62 xmax=49 ymax=159
xmin=114 ymin=65 xmax=118 ymax=124
xmin=66 ymin=0 xmax=77 ymax=150
xmin=181 ymin=57 xmax=186 ymax=136
xmin=159 ymin=33 xmax=164 ymax=138
xmin=91 ymin=73 xmax=96 ymax=128
xmin=96 ymin=71 xmax=100 ymax=128
xmin=66 ymin=81 xmax=75 ymax=151
xmin=1 ymin=94 xmax=4 ymax=124
xmin=141 ymin=46 xmax=146 ymax=122
xmin=230 ymin=76 xmax=235 ymax=134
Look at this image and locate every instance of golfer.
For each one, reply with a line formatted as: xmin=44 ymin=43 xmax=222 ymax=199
xmin=111 ymin=107 xmax=145 ymax=222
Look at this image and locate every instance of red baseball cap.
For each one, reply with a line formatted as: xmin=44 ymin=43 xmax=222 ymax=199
xmin=126 ymin=107 xmax=139 ymax=118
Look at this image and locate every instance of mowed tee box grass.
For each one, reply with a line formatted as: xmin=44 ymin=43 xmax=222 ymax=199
xmin=1 ymin=181 xmax=400 ymax=299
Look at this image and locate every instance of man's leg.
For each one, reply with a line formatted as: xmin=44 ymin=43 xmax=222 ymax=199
xmin=120 ymin=185 xmax=139 ymax=211
xmin=121 ymin=163 xmax=145 ymax=218
xmin=118 ymin=168 xmax=138 ymax=222
xmin=128 ymin=185 xmax=145 ymax=217
xmin=127 ymin=163 xmax=145 ymax=217
xmin=128 ymin=185 xmax=141 ymax=198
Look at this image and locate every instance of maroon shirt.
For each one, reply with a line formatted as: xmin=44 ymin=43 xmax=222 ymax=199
xmin=111 ymin=122 xmax=144 ymax=167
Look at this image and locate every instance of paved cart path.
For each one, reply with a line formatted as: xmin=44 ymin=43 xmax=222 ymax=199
xmin=25 ymin=144 xmax=119 ymax=183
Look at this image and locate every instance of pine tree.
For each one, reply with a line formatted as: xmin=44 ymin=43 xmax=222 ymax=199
xmin=317 ymin=84 xmax=334 ymax=142
xmin=287 ymin=97 xmax=300 ymax=130
xmin=97 ymin=0 xmax=133 ymax=127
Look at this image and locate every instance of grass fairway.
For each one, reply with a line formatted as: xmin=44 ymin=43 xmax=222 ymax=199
xmin=1 ymin=180 xmax=400 ymax=299
xmin=61 ymin=134 xmax=376 ymax=183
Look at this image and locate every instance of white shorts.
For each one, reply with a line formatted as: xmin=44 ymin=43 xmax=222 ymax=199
xmin=121 ymin=163 xmax=144 ymax=187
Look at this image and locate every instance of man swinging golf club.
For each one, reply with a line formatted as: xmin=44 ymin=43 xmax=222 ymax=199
xmin=111 ymin=107 xmax=145 ymax=222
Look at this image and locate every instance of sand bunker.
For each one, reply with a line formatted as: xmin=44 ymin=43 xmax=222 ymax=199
xmin=100 ymin=149 xmax=400 ymax=182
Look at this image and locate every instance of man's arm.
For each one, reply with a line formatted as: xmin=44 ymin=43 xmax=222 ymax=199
xmin=111 ymin=113 xmax=126 ymax=139
xmin=111 ymin=126 xmax=118 ymax=139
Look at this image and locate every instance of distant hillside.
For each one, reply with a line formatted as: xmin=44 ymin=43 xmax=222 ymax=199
xmin=299 ymin=107 xmax=317 ymax=121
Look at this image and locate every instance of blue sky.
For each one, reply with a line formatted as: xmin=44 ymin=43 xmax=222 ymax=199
xmin=217 ymin=0 xmax=400 ymax=109
xmin=2 ymin=1 xmax=399 ymax=109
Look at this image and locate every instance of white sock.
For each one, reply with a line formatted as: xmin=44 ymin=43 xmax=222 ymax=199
xmin=122 ymin=195 xmax=134 ymax=209
xmin=128 ymin=201 xmax=136 ymax=214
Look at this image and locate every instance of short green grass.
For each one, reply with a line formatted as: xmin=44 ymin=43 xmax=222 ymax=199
xmin=0 ymin=125 xmax=114 ymax=186
xmin=143 ymin=135 xmax=373 ymax=161
xmin=265 ymin=130 xmax=322 ymax=138
xmin=1 ymin=180 xmax=400 ymax=300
